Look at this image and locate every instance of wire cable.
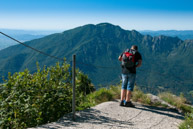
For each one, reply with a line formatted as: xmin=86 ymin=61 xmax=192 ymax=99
xmin=0 ymin=31 xmax=120 ymax=70
xmin=76 ymin=61 xmax=120 ymax=69
xmin=0 ymin=32 xmax=64 ymax=61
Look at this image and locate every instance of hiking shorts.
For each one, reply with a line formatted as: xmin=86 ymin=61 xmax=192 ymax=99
xmin=121 ymin=73 xmax=136 ymax=91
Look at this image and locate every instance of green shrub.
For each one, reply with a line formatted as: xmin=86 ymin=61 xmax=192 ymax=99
xmin=0 ymin=61 xmax=94 ymax=129
xmin=76 ymin=71 xmax=95 ymax=95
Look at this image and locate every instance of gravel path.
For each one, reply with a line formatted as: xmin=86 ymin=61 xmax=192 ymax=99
xmin=29 ymin=100 xmax=184 ymax=129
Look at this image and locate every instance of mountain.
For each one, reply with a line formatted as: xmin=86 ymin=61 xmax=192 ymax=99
xmin=0 ymin=34 xmax=45 ymax=50
xmin=140 ymin=30 xmax=193 ymax=40
xmin=0 ymin=23 xmax=192 ymax=103
xmin=0 ymin=29 xmax=61 ymax=50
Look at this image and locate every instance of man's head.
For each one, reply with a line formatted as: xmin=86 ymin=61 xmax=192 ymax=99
xmin=131 ymin=45 xmax=138 ymax=51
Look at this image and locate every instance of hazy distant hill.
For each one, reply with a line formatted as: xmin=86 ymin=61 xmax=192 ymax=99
xmin=140 ymin=30 xmax=193 ymax=40
xmin=0 ymin=23 xmax=192 ymax=102
xmin=0 ymin=29 xmax=61 ymax=50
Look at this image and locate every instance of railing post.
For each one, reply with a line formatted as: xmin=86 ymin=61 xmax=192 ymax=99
xmin=72 ymin=54 xmax=76 ymax=121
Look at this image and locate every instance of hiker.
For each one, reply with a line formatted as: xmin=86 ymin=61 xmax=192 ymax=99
xmin=118 ymin=45 xmax=142 ymax=107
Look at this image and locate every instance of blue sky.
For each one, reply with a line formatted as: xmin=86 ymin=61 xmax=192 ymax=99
xmin=0 ymin=0 xmax=193 ymax=30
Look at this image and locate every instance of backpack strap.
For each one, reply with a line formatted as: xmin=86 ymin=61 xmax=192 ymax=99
xmin=125 ymin=49 xmax=130 ymax=52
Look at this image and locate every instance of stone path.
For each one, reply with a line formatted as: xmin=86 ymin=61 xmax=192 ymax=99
xmin=29 ymin=100 xmax=184 ymax=129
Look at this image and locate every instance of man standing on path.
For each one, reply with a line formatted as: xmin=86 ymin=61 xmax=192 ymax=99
xmin=118 ymin=45 xmax=142 ymax=107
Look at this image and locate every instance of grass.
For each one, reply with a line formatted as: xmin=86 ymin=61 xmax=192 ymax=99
xmin=76 ymin=84 xmax=121 ymax=111
xmin=158 ymin=92 xmax=192 ymax=113
xmin=132 ymin=86 xmax=151 ymax=105
xmin=179 ymin=112 xmax=193 ymax=129
xmin=79 ymin=84 xmax=170 ymax=108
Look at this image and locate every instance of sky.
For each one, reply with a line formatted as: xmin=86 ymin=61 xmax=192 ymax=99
xmin=0 ymin=0 xmax=193 ymax=31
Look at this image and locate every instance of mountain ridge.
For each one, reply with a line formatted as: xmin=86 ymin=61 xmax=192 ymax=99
xmin=0 ymin=23 xmax=192 ymax=103
xmin=140 ymin=30 xmax=193 ymax=40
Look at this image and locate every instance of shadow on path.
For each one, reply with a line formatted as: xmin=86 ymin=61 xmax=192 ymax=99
xmin=35 ymin=101 xmax=184 ymax=129
xmin=134 ymin=104 xmax=184 ymax=120
xmin=39 ymin=108 xmax=133 ymax=129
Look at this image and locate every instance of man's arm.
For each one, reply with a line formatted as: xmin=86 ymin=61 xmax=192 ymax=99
xmin=118 ymin=56 xmax=122 ymax=61
xmin=136 ymin=60 xmax=142 ymax=68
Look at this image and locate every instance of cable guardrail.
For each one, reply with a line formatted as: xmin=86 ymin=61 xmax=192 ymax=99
xmin=0 ymin=31 xmax=122 ymax=70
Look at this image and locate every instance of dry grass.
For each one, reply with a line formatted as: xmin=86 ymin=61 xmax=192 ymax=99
xmin=132 ymin=86 xmax=151 ymax=105
xmin=158 ymin=92 xmax=192 ymax=113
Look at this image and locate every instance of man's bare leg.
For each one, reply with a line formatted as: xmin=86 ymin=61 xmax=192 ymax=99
xmin=121 ymin=89 xmax=126 ymax=101
xmin=126 ymin=90 xmax=132 ymax=102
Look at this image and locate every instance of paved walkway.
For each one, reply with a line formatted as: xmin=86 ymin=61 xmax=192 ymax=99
xmin=29 ymin=100 xmax=184 ymax=129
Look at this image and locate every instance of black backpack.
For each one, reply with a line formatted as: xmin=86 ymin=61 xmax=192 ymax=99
xmin=122 ymin=49 xmax=136 ymax=68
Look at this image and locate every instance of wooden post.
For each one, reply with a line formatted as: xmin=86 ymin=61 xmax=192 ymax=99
xmin=72 ymin=54 xmax=76 ymax=120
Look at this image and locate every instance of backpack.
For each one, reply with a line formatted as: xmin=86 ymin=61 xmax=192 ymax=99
xmin=122 ymin=49 xmax=136 ymax=68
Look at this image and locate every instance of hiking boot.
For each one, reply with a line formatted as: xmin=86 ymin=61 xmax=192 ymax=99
xmin=125 ymin=101 xmax=135 ymax=107
xmin=120 ymin=100 xmax=125 ymax=106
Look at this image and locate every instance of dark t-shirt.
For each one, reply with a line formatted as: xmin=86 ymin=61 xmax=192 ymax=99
xmin=120 ymin=51 xmax=142 ymax=74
